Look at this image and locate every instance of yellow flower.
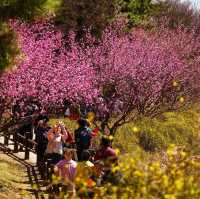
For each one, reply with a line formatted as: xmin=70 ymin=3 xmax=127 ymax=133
xmin=32 ymin=184 xmax=37 ymax=190
xmin=132 ymin=126 xmax=139 ymax=133
xmin=151 ymin=162 xmax=160 ymax=169
xmin=112 ymin=186 xmax=118 ymax=193
xmin=164 ymin=194 xmax=176 ymax=199
xmin=115 ymin=148 xmax=120 ymax=155
xmin=149 ymin=166 xmax=154 ymax=172
xmin=86 ymin=112 xmax=95 ymax=122
xmin=141 ymin=186 xmax=147 ymax=193
xmin=188 ymin=176 xmax=194 ymax=184
xmin=173 ymin=81 xmax=178 ymax=87
xmin=174 ymin=178 xmax=184 ymax=191
xmin=134 ymin=170 xmax=143 ymax=177
xmin=180 ymin=151 xmax=186 ymax=159
xmin=179 ymin=97 xmax=184 ymax=103
xmin=162 ymin=175 xmax=169 ymax=187
xmin=112 ymin=166 xmax=120 ymax=173
xmin=20 ymin=190 xmax=28 ymax=196
xmin=109 ymin=135 xmax=114 ymax=140
xmin=167 ymin=144 xmax=176 ymax=157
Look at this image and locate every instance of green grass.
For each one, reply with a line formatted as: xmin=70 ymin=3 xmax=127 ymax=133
xmin=42 ymin=0 xmax=62 ymax=13
xmin=114 ymin=105 xmax=200 ymax=154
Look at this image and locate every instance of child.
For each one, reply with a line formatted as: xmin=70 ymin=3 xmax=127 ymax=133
xmin=54 ymin=147 xmax=77 ymax=197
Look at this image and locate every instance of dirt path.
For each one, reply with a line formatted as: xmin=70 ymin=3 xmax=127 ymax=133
xmin=0 ymin=130 xmax=49 ymax=199
xmin=0 ymin=152 xmax=35 ymax=199
xmin=0 ymin=144 xmax=47 ymax=199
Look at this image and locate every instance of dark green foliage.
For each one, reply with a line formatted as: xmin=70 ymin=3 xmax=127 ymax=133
xmin=55 ymin=0 xmax=117 ymax=39
xmin=0 ymin=0 xmax=48 ymax=72
xmin=0 ymin=31 xmax=11 ymax=73
xmin=0 ymin=0 xmax=48 ymax=21
xmin=117 ymin=0 xmax=154 ymax=27
xmin=0 ymin=20 xmax=20 ymax=72
xmin=139 ymin=130 xmax=167 ymax=151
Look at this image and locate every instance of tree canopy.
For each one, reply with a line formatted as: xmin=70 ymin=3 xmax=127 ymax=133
xmin=1 ymin=0 xmax=200 ymax=134
xmin=1 ymin=19 xmax=200 ymax=133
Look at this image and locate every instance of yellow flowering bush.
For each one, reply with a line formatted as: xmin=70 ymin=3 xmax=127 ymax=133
xmin=92 ymin=145 xmax=200 ymax=199
xmin=47 ymin=109 xmax=200 ymax=199
xmin=48 ymin=145 xmax=200 ymax=198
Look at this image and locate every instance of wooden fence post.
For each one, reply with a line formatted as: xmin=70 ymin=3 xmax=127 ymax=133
xmin=24 ymin=132 xmax=30 ymax=160
xmin=4 ymin=132 xmax=9 ymax=146
xmin=44 ymin=161 xmax=48 ymax=180
xmin=13 ymin=130 xmax=18 ymax=153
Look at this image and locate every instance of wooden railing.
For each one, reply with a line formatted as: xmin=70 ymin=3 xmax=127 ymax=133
xmin=0 ymin=115 xmax=38 ymax=160
xmin=0 ymin=129 xmax=37 ymax=160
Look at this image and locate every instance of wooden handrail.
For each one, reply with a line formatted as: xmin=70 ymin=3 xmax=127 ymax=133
xmin=0 ymin=127 xmax=38 ymax=158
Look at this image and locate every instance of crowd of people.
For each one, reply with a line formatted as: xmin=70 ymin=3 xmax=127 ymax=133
xmin=33 ymin=115 xmax=118 ymax=198
xmin=1 ymin=101 xmax=120 ymax=197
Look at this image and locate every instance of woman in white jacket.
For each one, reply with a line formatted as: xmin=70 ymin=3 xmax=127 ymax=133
xmin=45 ymin=121 xmax=69 ymax=165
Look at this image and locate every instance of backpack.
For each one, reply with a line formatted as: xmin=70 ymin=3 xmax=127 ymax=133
xmin=76 ymin=127 xmax=92 ymax=149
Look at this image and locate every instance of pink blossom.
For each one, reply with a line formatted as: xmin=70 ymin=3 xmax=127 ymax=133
xmin=1 ymin=19 xmax=200 ymax=133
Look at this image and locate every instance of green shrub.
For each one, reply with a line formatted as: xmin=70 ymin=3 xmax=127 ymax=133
xmin=114 ymin=105 xmax=200 ymax=153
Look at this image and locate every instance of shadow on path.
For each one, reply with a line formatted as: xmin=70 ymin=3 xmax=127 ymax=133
xmin=0 ymin=143 xmax=45 ymax=199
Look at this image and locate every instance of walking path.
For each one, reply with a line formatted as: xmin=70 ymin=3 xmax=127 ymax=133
xmin=0 ymin=136 xmax=47 ymax=199
xmin=0 ymin=152 xmax=34 ymax=199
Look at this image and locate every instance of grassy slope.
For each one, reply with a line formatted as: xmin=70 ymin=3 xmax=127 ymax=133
xmin=114 ymin=105 xmax=200 ymax=154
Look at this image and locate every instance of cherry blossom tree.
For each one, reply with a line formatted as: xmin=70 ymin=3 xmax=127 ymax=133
xmin=1 ymin=19 xmax=200 ymax=134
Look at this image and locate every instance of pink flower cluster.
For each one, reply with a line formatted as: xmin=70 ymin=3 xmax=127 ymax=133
xmin=1 ymin=19 xmax=200 ymax=121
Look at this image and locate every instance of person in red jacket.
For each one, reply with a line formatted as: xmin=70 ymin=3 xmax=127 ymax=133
xmin=94 ymin=136 xmax=120 ymax=185
xmin=94 ymin=136 xmax=117 ymax=164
